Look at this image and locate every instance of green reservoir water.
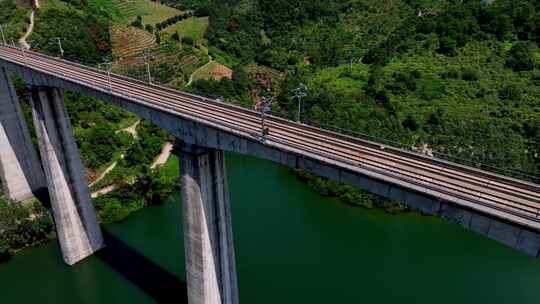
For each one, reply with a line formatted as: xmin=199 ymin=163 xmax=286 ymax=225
xmin=1 ymin=153 xmax=540 ymax=303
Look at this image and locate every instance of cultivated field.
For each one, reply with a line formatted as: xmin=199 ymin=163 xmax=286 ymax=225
xmin=191 ymin=61 xmax=233 ymax=82
xmin=110 ymin=25 xmax=157 ymax=59
xmin=163 ymin=16 xmax=209 ymax=42
xmin=113 ymin=0 xmax=181 ymax=25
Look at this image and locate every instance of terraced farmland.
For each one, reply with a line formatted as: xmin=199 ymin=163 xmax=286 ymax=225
xmin=110 ymin=25 xmax=157 ymax=59
xmin=113 ymin=0 xmax=181 ymax=25
xmin=113 ymin=0 xmax=139 ymax=18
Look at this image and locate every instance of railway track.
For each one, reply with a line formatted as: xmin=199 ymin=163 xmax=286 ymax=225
xmin=1 ymin=45 xmax=539 ymax=230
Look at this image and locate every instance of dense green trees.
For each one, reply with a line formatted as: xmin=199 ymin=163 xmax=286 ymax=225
xmin=154 ymin=12 xmax=193 ymax=32
xmin=506 ymin=41 xmax=538 ymax=71
xmin=32 ymin=2 xmax=111 ymax=64
xmin=161 ymin=0 xmax=209 ymax=11
xmin=78 ymin=124 xmax=123 ymax=170
xmin=123 ymin=120 xmax=169 ymax=168
xmin=0 ymin=0 xmax=18 ymax=21
xmin=0 ymin=197 xmax=54 ymax=261
xmin=93 ymin=166 xmax=177 ymax=224
xmin=131 ymin=15 xmax=144 ymax=29
xmin=195 ymin=0 xmax=540 ymax=180
xmin=64 ymin=92 xmax=133 ymax=170
xmin=0 ymin=0 xmax=30 ymax=43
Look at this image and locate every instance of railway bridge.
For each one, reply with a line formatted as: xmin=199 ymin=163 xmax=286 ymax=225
xmin=0 ymin=45 xmax=539 ymax=304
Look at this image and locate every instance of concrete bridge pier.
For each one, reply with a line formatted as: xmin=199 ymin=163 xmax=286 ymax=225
xmin=29 ymin=86 xmax=104 ymax=265
xmin=0 ymin=68 xmax=45 ymax=201
xmin=179 ymin=144 xmax=239 ymax=304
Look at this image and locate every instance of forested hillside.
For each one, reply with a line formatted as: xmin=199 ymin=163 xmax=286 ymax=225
xmin=189 ymin=0 xmax=540 ymax=179
xmin=1 ymin=0 xmax=539 ymax=215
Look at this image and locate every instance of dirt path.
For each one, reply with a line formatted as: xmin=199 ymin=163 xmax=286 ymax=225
xmin=91 ymin=185 xmax=117 ymax=198
xmin=89 ymin=120 xmax=140 ymax=188
xmin=117 ymin=119 xmax=140 ymax=138
xmin=151 ymin=142 xmax=173 ymax=169
xmin=19 ymin=10 xmax=34 ymax=49
xmin=89 ymin=157 xmax=120 ymax=187
xmin=187 ymin=56 xmax=213 ymax=86
xmin=91 ymin=142 xmax=173 ymax=198
xmin=90 ymin=118 xmax=175 ymax=198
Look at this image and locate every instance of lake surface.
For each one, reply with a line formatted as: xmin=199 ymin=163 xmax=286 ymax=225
xmin=1 ymin=153 xmax=539 ymax=303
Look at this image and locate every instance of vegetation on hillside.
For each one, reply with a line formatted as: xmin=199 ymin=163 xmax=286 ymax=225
xmin=0 ymin=0 xmax=31 ymax=44
xmin=0 ymin=197 xmax=55 ymax=262
xmin=93 ymin=153 xmax=179 ymax=224
xmin=177 ymin=0 xmax=540 ymax=208
xmin=89 ymin=119 xmax=171 ymax=190
xmin=65 ymin=92 xmax=136 ymax=171
xmin=30 ymin=0 xmax=112 ymax=64
xmin=190 ymin=0 xmax=540 ymax=180
xmin=0 ymin=0 xmax=189 ymax=262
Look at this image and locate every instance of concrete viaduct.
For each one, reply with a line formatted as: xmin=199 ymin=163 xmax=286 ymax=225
xmin=0 ymin=45 xmax=539 ymax=304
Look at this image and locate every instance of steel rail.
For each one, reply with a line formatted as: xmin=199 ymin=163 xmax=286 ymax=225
xmin=16 ymin=51 xmax=536 ymax=204
xmin=2 ymin=48 xmax=536 ymax=207
xmin=2 ymin=48 xmax=536 ymax=205
xmin=5 ymin=47 xmax=538 ymax=202
xmin=9 ymin=47 xmax=539 ymax=185
xmin=5 ymin=46 xmax=539 ymax=185
xmin=13 ymin=50 xmax=540 ymax=207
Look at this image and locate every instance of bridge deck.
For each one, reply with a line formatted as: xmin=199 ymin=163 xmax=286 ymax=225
xmin=1 ymin=45 xmax=539 ymax=232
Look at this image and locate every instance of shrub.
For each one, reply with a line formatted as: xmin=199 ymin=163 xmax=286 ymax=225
xmin=506 ymin=42 xmax=537 ymax=72
xmin=0 ymin=240 xmax=11 ymax=263
xmin=440 ymin=67 xmax=461 ymax=79
xmin=417 ymin=77 xmax=444 ymax=100
xmin=124 ymin=121 xmax=169 ymax=168
xmin=461 ymin=67 xmax=479 ymax=81
xmin=402 ymin=115 xmax=420 ymax=131
xmin=499 ymin=83 xmax=523 ymax=101
xmin=97 ymin=199 xmax=133 ymax=224
xmin=79 ymin=124 xmax=122 ymax=169
xmin=181 ymin=36 xmax=194 ymax=46
xmin=0 ymin=198 xmax=54 ymax=256
xmin=131 ymin=15 xmax=143 ymax=29
xmin=194 ymin=6 xmax=210 ymax=17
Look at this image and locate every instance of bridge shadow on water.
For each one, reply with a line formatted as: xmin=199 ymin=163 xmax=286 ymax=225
xmin=96 ymin=230 xmax=188 ymax=304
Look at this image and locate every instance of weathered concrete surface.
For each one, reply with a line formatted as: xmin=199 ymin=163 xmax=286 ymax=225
xmin=180 ymin=144 xmax=238 ymax=304
xmin=30 ymin=86 xmax=104 ymax=265
xmin=0 ymin=67 xmax=44 ymax=201
xmin=3 ymin=63 xmax=540 ymax=258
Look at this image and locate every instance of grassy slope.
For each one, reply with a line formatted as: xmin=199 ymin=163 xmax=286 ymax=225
xmin=110 ymin=24 xmax=157 ymax=58
xmin=163 ymin=16 xmax=209 ymax=41
xmin=113 ymin=0 xmax=181 ymax=24
xmin=191 ymin=60 xmax=231 ymax=82
xmin=160 ymin=154 xmax=179 ymax=180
